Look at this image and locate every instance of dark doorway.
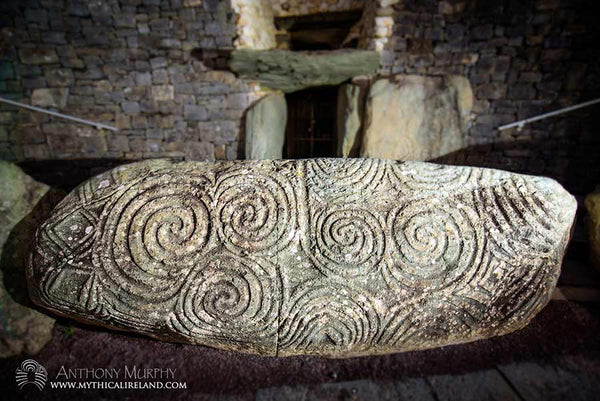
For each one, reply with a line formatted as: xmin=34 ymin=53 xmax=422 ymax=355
xmin=284 ymin=86 xmax=338 ymax=159
xmin=274 ymin=10 xmax=362 ymax=50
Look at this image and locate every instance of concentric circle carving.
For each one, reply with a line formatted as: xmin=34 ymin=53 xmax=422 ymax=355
xmin=215 ymin=169 xmax=297 ymax=254
xmin=310 ymin=206 xmax=385 ymax=277
xmin=94 ymin=172 xmax=212 ymax=302
xmin=278 ymin=284 xmax=379 ymax=353
xmin=385 ymin=199 xmax=483 ymax=290
xmin=388 ymin=161 xmax=475 ymax=193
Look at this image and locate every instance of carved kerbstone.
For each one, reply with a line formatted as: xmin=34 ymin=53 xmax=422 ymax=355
xmin=28 ymin=159 xmax=576 ymax=357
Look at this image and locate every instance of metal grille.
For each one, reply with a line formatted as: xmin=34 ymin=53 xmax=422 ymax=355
xmin=284 ymin=87 xmax=338 ymax=159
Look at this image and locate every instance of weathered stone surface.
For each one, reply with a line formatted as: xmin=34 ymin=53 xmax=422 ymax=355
xmin=31 ymin=88 xmax=69 ymax=109
xmin=361 ymin=75 xmax=473 ymax=161
xmin=28 ymin=159 xmax=576 ymax=357
xmin=1 ymin=162 xmax=56 ymax=358
xmin=229 ymin=50 xmax=381 ymax=93
xmin=231 ymin=0 xmax=278 ymax=50
xmin=245 ymin=93 xmax=287 ymax=160
xmin=19 ymin=47 xmax=59 ymax=65
xmin=585 ymin=188 xmax=600 ymax=270
xmin=336 ymin=84 xmax=363 ymax=158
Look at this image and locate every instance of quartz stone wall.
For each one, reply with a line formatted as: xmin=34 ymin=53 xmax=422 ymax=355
xmin=271 ymin=0 xmax=364 ymax=17
xmin=381 ymin=0 xmax=600 ymax=194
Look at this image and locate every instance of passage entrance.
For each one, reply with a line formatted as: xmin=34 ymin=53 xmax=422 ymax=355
xmin=284 ymin=86 xmax=338 ymax=159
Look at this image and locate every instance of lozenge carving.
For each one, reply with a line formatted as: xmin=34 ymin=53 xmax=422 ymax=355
xmin=28 ymin=159 xmax=576 ymax=357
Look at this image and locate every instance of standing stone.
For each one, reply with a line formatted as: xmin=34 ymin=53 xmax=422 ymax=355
xmin=361 ymin=75 xmax=473 ymax=161
xmin=336 ymin=84 xmax=363 ymax=158
xmin=245 ymin=93 xmax=287 ymax=160
xmin=1 ymin=162 xmax=56 ymax=358
xmin=28 ymin=159 xmax=576 ymax=357
xmin=585 ymin=188 xmax=600 ymax=270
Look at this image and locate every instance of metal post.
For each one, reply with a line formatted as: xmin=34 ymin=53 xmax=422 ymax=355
xmin=0 ymin=96 xmax=118 ymax=131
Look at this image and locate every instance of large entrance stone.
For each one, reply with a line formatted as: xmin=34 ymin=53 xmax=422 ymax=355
xmin=28 ymin=159 xmax=576 ymax=357
xmin=361 ymin=75 xmax=473 ymax=161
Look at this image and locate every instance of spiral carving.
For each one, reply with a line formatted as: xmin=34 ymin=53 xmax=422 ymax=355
xmin=278 ymin=284 xmax=379 ymax=353
xmin=28 ymin=158 xmax=576 ymax=357
xmin=385 ymin=199 xmax=483 ymax=290
xmin=474 ymin=176 xmax=559 ymax=261
xmin=305 ymin=158 xmax=386 ymax=200
xmin=310 ymin=206 xmax=385 ymax=277
xmin=215 ymin=169 xmax=297 ymax=255
xmin=388 ymin=161 xmax=475 ymax=194
xmin=172 ymin=253 xmax=280 ymax=344
xmin=93 ymin=172 xmax=212 ymax=303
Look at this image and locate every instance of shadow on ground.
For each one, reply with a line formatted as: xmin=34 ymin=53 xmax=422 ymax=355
xmin=0 ymin=300 xmax=599 ymax=400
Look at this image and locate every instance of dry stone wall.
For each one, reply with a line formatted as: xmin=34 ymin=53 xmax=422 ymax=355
xmin=0 ymin=0 xmax=255 ymax=163
xmin=382 ymin=0 xmax=600 ymax=193
xmin=0 ymin=0 xmax=598 ymax=194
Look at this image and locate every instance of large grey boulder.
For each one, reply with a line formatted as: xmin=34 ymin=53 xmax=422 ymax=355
xmin=1 ymin=162 xmax=56 ymax=358
xmin=28 ymin=159 xmax=576 ymax=357
xmin=245 ymin=93 xmax=287 ymax=160
xmin=361 ymin=75 xmax=473 ymax=161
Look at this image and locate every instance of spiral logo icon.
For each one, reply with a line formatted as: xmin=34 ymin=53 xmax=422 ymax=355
xmin=94 ymin=172 xmax=212 ymax=303
xmin=15 ymin=359 xmax=47 ymax=390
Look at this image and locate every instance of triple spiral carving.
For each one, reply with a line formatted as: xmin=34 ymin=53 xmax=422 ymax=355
xmin=93 ymin=172 xmax=212 ymax=303
xmin=31 ymin=158 xmax=572 ymax=356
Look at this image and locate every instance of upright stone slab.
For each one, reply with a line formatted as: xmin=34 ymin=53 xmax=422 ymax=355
xmin=0 ymin=162 xmax=55 ymax=358
xmin=245 ymin=93 xmax=287 ymax=160
xmin=28 ymin=159 xmax=576 ymax=357
xmin=361 ymin=75 xmax=473 ymax=161
xmin=337 ymin=84 xmax=363 ymax=158
xmin=585 ymin=187 xmax=600 ymax=270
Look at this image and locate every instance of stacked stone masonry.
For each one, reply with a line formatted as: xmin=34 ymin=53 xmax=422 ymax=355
xmin=0 ymin=0 xmax=255 ymax=163
xmin=0 ymin=0 xmax=599 ymax=194
xmin=380 ymin=0 xmax=600 ymax=194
